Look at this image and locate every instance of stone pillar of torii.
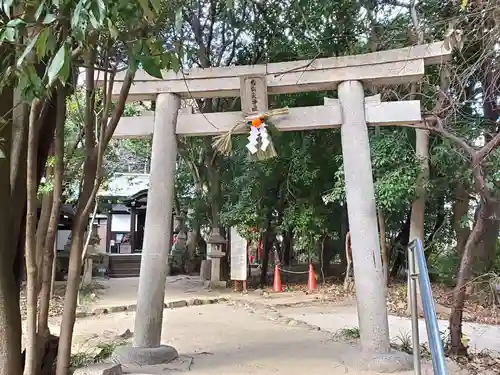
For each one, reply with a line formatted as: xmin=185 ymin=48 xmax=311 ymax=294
xmin=103 ymin=42 xmax=451 ymax=371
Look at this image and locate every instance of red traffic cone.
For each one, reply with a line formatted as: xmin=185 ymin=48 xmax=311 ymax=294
xmin=273 ymin=264 xmax=282 ymax=292
xmin=307 ymin=264 xmax=317 ymax=291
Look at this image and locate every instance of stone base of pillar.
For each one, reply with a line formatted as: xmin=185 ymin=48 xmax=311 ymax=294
xmin=206 ymin=250 xmax=225 ymax=288
xmin=112 ymin=345 xmax=178 ymax=366
xmin=339 ymin=347 xmax=413 ymax=373
xmin=204 ymin=280 xmax=227 ymax=289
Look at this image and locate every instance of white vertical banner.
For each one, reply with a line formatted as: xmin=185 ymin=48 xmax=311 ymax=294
xmin=230 ymin=227 xmax=247 ymax=281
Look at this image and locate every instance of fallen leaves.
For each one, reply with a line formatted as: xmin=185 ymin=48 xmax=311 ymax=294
xmin=20 ymin=284 xmax=66 ymax=320
xmin=19 ymin=281 xmax=104 ymax=320
xmin=285 ymin=280 xmax=500 ymax=326
xmin=452 ymin=351 xmax=500 ymax=375
xmin=276 ymin=280 xmax=500 ymax=373
xmin=386 ymin=282 xmax=500 ymax=326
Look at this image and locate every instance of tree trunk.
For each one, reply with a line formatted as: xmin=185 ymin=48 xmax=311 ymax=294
xmin=340 ymin=204 xmax=349 ymax=272
xmin=183 ymin=164 xmax=204 ymax=267
xmin=185 ymin=230 xmax=198 ymax=273
xmin=37 ymin=335 xmax=59 ymax=375
xmin=56 ymin=61 xmax=99 ymax=375
xmin=259 ymin=208 xmax=274 ymax=286
xmin=38 ymin=86 xmax=65 ymax=340
xmin=259 ymin=233 xmax=270 ymax=287
xmin=25 ymin=99 xmax=43 ymax=375
xmin=406 ymin=0 xmax=429 ymax=313
xmin=0 ymin=64 xmax=64 ymax=375
xmin=424 ymin=195 xmax=446 ymax=260
xmin=220 ymin=227 xmax=229 ymax=281
xmin=55 ymin=62 xmax=135 ymax=375
xmin=321 ymin=236 xmax=337 ymax=278
xmin=389 ymin=212 xmax=411 ymax=278
xmin=377 ymin=210 xmax=388 ymax=287
xmin=0 ymin=263 xmax=23 ymax=375
xmin=449 ymin=202 xmax=489 ymax=355
xmin=282 ymin=229 xmax=292 ymax=266
xmin=10 ymin=97 xmax=29 ymax=260
xmin=36 ymin=192 xmax=53 ymax=288
xmin=0 ymin=69 xmax=23 ymax=375
xmin=54 ymin=145 xmax=99 ymax=375
xmin=452 ymin=184 xmax=470 ymax=257
xmin=407 ymin=127 xmax=429 ymax=314
xmin=12 ymin=93 xmax=59 ymax=287
xmin=36 ymin=191 xmax=55 ymax=332
xmin=78 ymin=201 xmax=99 ymax=303
xmin=205 ymin=142 xmax=221 ymax=230
xmin=55 ymin=226 xmax=85 ymax=375
xmin=473 ymin=200 xmax=499 ymax=275
xmin=197 ymin=232 xmax=207 ymax=258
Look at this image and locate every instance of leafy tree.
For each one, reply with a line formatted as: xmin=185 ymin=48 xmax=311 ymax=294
xmin=0 ymin=0 xmax=181 ymax=373
xmin=173 ymin=0 xmax=500 ymax=356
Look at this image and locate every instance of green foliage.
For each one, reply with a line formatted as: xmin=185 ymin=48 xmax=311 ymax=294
xmin=334 ymin=326 xmax=361 ymax=341
xmin=70 ymin=339 xmax=129 ymax=372
xmin=172 ymin=0 xmax=453 ymax=267
xmin=62 ymin=88 xmax=152 ymax=202
xmin=323 ymin=128 xmax=418 ymax=216
xmin=0 ymin=0 xmax=178 ymax=102
xmin=165 ymin=1 xmax=500 ymax=289
xmin=427 ymin=250 xmax=461 ymax=286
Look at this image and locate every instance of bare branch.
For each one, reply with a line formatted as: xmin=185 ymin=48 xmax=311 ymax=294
xmin=477 ymin=132 xmax=500 ymax=164
xmin=103 ymin=68 xmax=136 ymax=146
xmin=425 ymin=115 xmax=475 ymax=158
xmin=84 ymin=53 xmax=96 ymax=155
xmin=185 ymin=10 xmax=211 ymax=68
xmin=206 ymin=0 xmax=217 ymax=53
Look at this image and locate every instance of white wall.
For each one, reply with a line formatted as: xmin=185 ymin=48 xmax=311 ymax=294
xmin=100 ymin=173 xmax=150 ymax=197
xmin=111 ymin=214 xmax=131 ymax=232
xmin=111 ymin=213 xmax=138 ymax=232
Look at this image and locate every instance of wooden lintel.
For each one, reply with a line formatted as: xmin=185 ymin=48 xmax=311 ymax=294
xmin=112 ymin=100 xmax=422 ymax=138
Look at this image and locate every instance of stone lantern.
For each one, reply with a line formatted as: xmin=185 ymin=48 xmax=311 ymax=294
xmin=206 ymin=227 xmax=227 ymax=288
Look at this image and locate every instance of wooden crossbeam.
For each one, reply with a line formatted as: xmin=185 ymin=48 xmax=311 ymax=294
xmin=96 ymin=42 xmax=450 ymax=101
xmin=111 ymin=99 xmax=422 ymax=138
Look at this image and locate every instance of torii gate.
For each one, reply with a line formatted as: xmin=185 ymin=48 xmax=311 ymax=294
xmin=103 ymin=42 xmax=451 ymax=370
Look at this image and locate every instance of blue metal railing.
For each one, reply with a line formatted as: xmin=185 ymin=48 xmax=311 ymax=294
xmin=407 ymin=238 xmax=448 ymax=375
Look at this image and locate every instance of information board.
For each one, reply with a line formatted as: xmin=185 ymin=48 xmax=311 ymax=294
xmin=230 ymin=227 xmax=247 ymax=281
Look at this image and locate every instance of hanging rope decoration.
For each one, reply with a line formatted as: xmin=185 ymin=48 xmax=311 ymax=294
xmin=212 ymin=107 xmax=289 ymax=160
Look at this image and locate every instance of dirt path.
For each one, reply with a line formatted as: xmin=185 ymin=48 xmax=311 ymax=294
xmin=276 ymin=302 xmax=500 ymax=354
xmin=50 ymin=302 xmax=445 ymax=375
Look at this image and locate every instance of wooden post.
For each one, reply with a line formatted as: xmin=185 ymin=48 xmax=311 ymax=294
xmin=106 ymin=212 xmax=112 ymax=253
xmin=130 ymin=205 xmax=136 ymax=252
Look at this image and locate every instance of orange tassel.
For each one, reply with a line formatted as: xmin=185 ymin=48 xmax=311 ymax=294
xmin=251 ymin=118 xmax=262 ymax=128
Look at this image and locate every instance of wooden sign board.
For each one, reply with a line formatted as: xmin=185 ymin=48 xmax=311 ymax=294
xmin=230 ymin=227 xmax=247 ymax=281
xmin=240 ymin=75 xmax=268 ymax=114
